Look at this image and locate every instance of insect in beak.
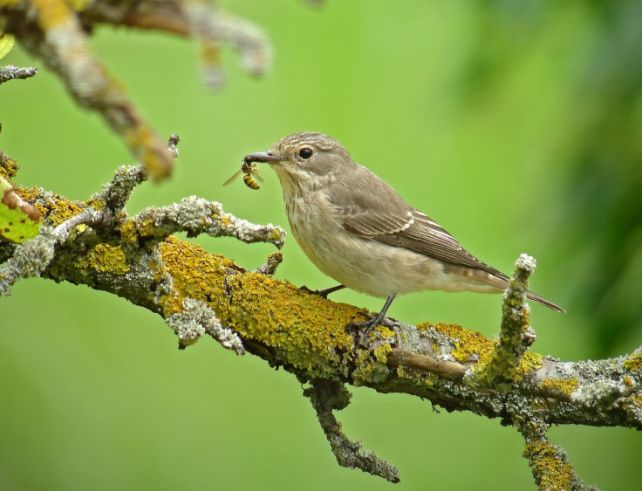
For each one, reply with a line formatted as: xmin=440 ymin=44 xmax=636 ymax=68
xmin=223 ymin=160 xmax=264 ymax=190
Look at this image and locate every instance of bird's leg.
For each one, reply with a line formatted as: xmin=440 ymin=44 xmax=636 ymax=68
xmin=349 ymin=293 xmax=398 ymax=334
xmin=300 ymin=284 xmax=345 ymax=299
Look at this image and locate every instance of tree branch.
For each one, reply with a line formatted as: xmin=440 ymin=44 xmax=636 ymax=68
xmin=303 ymin=379 xmax=400 ymax=483
xmin=1 ymin=161 xmax=641 ymax=489
xmin=517 ymin=418 xmax=597 ymax=491
xmin=475 ymin=253 xmax=538 ymax=387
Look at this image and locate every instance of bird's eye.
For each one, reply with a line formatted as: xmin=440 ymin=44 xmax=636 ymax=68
xmin=298 ymin=147 xmax=313 ymax=159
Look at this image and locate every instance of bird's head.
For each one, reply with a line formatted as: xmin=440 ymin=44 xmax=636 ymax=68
xmin=243 ymin=132 xmax=353 ymax=193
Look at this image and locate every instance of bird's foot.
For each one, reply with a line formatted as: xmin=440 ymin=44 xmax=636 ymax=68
xmin=347 ymin=314 xmax=400 ymax=346
xmin=300 ymin=284 xmax=344 ymax=299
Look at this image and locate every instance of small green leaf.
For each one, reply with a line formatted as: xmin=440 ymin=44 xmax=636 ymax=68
xmin=0 ymin=34 xmax=16 ymax=61
xmin=0 ymin=202 xmax=41 ymax=243
xmin=0 ymin=176 xmax=41 ymax=243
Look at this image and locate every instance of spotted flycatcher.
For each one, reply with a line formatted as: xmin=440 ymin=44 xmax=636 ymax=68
xmin=243 ymin=132 xmax=563 ymax=328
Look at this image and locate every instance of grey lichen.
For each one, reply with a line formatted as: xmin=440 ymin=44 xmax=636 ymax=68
xmin=92 ymin=164 xmax=146 ymax=213
xmin=131 ymin=196 xmax=286 ymax=248
xmin=0 ymin=228 xmax=56 ymax=295
xmin=0 ymin=65 xmax=38 ymax=84
xmin=166 ymin=297 xmax=244 ymax=354
xmin=516 ymin=252 xmax=537 ymax=272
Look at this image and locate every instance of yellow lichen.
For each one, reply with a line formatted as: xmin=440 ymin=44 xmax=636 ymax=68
xmin=624 ymin=351 xmax=642 ymax=372
xmin=0 ymin=155 xmax=18 ymax=180
xmin=84 ymin=197 xmax=106 ymax=212
xmin=524 ymin=440 xmax=573 ymax=491
xmin=621 ymin=394 xmax=642 ymax=412
xmin=118 ymin=219 xmax=139 ymax=246
xmin=158 ymin=238 xmax=366 ymax=380
xmin=517 ymin=352 xmax=544 ymax=378
xmin=540 ymin=378 xmax=578 ymax=398
xmin=16 ymin=187 xmax=84 ymax=226
xmin=427 ymin=322 xmax=495 ymax=364
xmin=426 ymin=321 xmax=542 ymax=382
xmin=135 ymin=218 xmax=158 ymax=238
xmin=352 ymin=342 xmax=394 ymax=385
xmin=76 ymin=243 xmax=129 ymax=274
xmin=268 ymin=228 xmax=284 ymax=243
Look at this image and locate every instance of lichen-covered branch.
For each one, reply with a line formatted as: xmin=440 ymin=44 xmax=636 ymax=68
xmin=303 ymin=379 xmax=400 ymax=483
xmin=92 ymin=165 xmax=147 ymax=214
xmin=517 ymin=418 xmax=597 ymax=491
xmin=128 ymin=195 xmax=285 ymax=246
xmin=2 ymin=164 xmax=642 ymax=489
xmin=0 ymin=207 xmax=103 ymax=294
xmin=475 ymin=253 xmax=537 ymax=387
xmin=0 ymin=64 xmax=37 ymax=84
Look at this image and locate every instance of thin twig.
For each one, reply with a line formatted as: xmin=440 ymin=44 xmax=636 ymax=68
xmin=255 ymin=252 xmax=283 ymax=275
xmin=303 ymin=379 xmax=400 ymax=483
xmin=129 ymin=196 xmax=286 ymax=247
xmin=0 ymin=65 xmax=38 ymax=84
xmin=517 ymin=418 xmax=597 ymax=491
xmin=166 ymin=297 xmax=244 ymax=353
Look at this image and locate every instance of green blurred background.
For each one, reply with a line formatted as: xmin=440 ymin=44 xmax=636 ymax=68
xmin=1 ymin=0 xmax=641 ymax=489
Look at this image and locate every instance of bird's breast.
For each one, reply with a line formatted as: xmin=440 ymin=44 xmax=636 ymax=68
xmin=282 ymin=190 xmax=500 ymax=298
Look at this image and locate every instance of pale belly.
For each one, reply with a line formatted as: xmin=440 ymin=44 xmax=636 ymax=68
xmin=285 ymin=193 xmax=500 ymax=298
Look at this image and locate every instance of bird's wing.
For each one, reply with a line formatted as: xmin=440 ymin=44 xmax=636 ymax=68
xmin=328 ymin=166 xmax=506 ymax=278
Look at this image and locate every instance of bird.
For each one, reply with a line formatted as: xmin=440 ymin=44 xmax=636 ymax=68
xmin=242 ymin=131 xmax=563 ymax=329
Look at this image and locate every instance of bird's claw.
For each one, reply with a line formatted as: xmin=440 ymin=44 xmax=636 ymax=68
xmin=300 ymin=285 xmax=329 ymax=298
xmin=300 ymin=284 xmax=344 ymax=299
xmin=346 ymin=314 xmax=400 ymax=346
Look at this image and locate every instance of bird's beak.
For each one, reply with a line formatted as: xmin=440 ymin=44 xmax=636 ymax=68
xmin=243 ymin=151 xmax=281 ymax=165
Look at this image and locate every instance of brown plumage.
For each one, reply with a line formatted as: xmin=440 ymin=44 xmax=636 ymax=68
xmin=244 ymin=131 xmax=564 ymax=325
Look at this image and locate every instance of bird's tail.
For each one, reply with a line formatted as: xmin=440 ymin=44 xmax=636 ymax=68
xmin=479 ymin=272 xmax=565 ymax=313
xmin=525 ymin=291 xmax=565 ymax=313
